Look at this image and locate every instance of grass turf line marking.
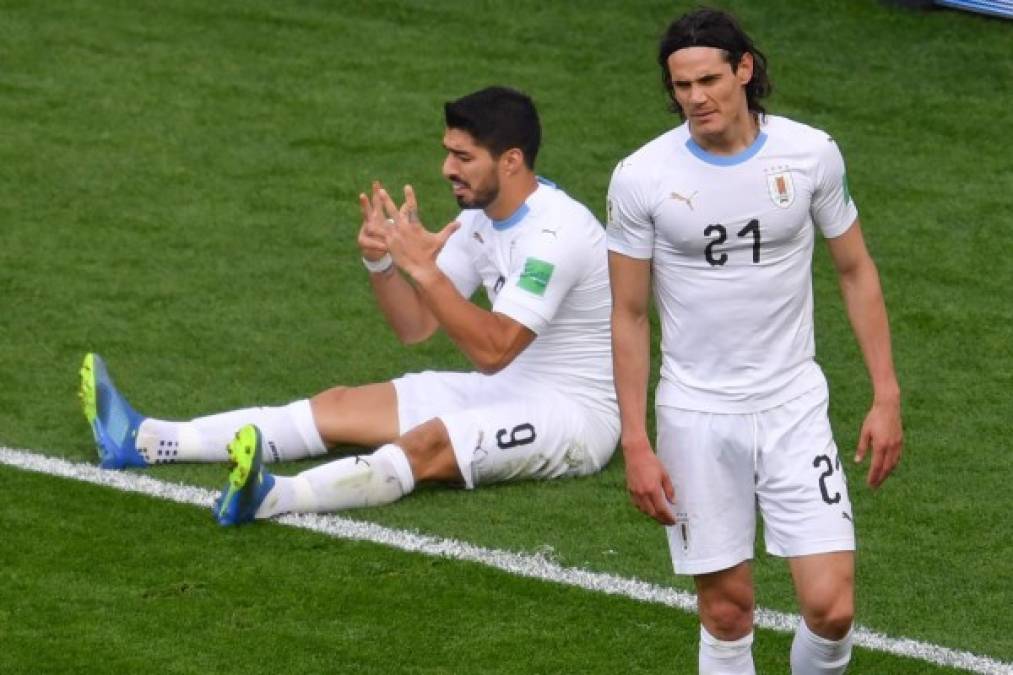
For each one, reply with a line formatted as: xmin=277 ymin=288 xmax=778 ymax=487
xmin=2 ymin=447 xmax=1009 ymax=675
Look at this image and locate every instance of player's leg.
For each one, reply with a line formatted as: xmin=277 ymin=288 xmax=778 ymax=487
xmin=654 ymin=404 xmax=758 ymax=674
xmin=309 ymin=382 xmax=399 ymax=448
xmin=258 ymin=380 xmax=616 ymax=519
xmin=754 ymin=384 xmax=855 ymax=674
xmin=139 ymin=399 xmax=330 ymax=465
xmin=216 ymin=416 xmax=461 ymax=524
xmin=135 ymin=383 xmax=397 ymax=465
xmin=217 ymin=374 xmax=615 ymax=524
xmin=80 ymin=352 xmax=398 ymax=468
xmin=695 ymin=562 xmax=756 ymax=675
xmin=787 ymin=552 xmax=854 ymax=674
xmin=214 ymin=372 xmax=478 ymax=523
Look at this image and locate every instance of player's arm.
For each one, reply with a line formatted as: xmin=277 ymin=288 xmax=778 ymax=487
xmin=608 ymin=251 xmax=675 ymax=525
xmin=357 ymin=183 xmax=440 ymax=344
xmin=366 ymin=265 xmax=440 ymax=344
xmin=825 ymin=219 xmax=903 ymax=488
xmin=411 ymin=273 xmax=535 ymax=374
xmin=378 ymin=186 xmax=535 ymax=373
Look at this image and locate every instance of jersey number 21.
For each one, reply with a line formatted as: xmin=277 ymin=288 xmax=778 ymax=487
xmin=704 ymin=219 xmax=760 ymax=266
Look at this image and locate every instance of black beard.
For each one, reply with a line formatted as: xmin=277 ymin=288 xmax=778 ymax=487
xmin=454 ymin=184 xmax=498 ymax=210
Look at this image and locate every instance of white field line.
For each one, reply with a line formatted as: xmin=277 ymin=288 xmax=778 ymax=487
xmin=2 ymin=446 xmax=1009 ymax=675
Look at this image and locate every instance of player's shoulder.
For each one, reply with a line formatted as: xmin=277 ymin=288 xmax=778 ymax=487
xmin=524 ymin=180 xmax=604 ymax=250
xmin=530 ymin=179 xmax=599 ymax=226
xmin=612 ymin=126 xmax=685 ymax=179
xmin=763 ymin=114 xmax=842 ymax=157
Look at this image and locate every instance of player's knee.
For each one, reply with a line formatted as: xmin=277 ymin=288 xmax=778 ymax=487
xmin=803 ymin=594 xmax=854 ymax=640
xmin=397 ymin=418 xmax=462 ymax=484
xmin=698 ymin=593 xmax=754 ymax=639
xmin=310 ymin=385 xmax=350 ymax=415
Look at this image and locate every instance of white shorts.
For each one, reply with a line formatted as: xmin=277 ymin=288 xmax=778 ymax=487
xmin=657 ymin=384 xmax=854 ymax=575
xmin=393 ymin=370 xmax=618 ymax=489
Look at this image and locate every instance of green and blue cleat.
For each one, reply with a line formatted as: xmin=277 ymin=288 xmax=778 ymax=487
xmin=214 ymin=424 xmax=275 ymax=526
xmin=80 ymin=353 xmax=149 ymax=469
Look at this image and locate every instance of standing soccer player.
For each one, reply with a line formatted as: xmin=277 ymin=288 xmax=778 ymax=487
xmin=607 ymin=9 xmax=902 ymax=674
xmin=81 ymin=86 xmax=618 ymax=525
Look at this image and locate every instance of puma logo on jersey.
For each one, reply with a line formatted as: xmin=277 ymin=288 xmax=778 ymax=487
xmin=473 ymin=232 xmax=485 ymax=244
xmin=670 ymin=190 xmax=698 ymax=211
xmin=541 ymin=227 xmax=559 ymax=238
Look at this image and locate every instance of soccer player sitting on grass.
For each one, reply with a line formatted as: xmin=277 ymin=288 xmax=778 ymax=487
xmin=80 ymin=86 xmax=619 ymax=526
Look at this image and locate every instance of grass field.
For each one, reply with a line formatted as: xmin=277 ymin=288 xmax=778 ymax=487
xmin=1 ymin=0 xmax=1011 ymax=672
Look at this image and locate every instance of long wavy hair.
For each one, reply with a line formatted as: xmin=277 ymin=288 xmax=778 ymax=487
xmin=657 ymin=8 xmax=772 ymax=119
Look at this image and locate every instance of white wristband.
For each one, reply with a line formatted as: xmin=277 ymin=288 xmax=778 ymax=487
xmin=362 ymin=253 xmax=394 ymax=274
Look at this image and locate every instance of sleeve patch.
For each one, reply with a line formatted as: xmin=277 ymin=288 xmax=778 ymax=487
xmin=516 ymin=257 xmax=555 ymax=296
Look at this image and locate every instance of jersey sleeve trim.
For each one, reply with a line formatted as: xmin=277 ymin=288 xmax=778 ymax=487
xmin=490 ymin=298 xmax=548 ymax=335
xmin=606 ymin=238 xmax=653 ymax=259
xmin=820 ymin=210 xmax=859 ymax=239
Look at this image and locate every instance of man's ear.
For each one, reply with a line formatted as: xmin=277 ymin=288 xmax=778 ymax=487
xmin=735 ymin=51 xmax=754 ymax=86
xmin=501 ymin=147 xmax=525 ymax=176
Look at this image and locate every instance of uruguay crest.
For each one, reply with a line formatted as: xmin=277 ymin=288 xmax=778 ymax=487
xmin=766 ymin=169 xmax=795 ymax=209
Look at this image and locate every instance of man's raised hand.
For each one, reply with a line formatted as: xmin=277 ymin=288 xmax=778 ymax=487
xmin=378 ymin=185 xmax=460 ymax=282
xmin=357 ymin=181 xmax=392 ymax=263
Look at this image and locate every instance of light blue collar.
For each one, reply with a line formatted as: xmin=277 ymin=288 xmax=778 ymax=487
xmin=685 ymin=131 xmax=768 ymax=166
xmin=492 ymin=203 xmax=530 ymax=230
xmin=490 ymin=177 xmax=556 ymax=230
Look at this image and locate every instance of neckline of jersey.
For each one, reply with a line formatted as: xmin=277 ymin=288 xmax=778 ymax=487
xmin=684 ymin=130 xmax=768 ymax=167
xmin=490 ymin=177 xmax=556 ymax=230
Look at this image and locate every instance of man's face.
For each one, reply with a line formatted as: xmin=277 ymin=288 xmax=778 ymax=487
xmin=442 ymin=128 xmax=500 ymax=210
xmin=667 ymin=46 xmax=753 ymax=138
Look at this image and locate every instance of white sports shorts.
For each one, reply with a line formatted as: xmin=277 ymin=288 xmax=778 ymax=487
xmin=393 ymin=370 xmax=618 ymax=489
xmin=657 ymin=383 xmax=854 ymax=575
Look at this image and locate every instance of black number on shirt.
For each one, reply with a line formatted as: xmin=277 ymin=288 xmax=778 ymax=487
xmin=703 ymin=225 xmax=728 ymax=266
xmin=813 ymin=454 xmax=842 ymax=505
xmin=703 ymin=219 xmax=761 ymax=266
xmin=738 ymin=219 xmax=761 ymax=263
xmin=496 ymin=423 xmax=536 ymax=450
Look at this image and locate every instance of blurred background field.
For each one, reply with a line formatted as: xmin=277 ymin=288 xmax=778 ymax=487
xmin=1 ymin=1 xmax=1010 ymax=672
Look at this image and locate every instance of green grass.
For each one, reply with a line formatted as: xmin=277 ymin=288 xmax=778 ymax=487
xmin=1 ymin=0 xmax=1011 ymax=672
xmin=0 ymin=465 xmax=956 ymax=674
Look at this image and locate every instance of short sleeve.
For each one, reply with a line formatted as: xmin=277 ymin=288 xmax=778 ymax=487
xmin=606 ymin=159 xmax=655 ymax=259
xmin=491 ymin=217 xmax=594 ymax=334
xmin=436 ymin=216 xmax=482 ymax=298
xmin=811 ymin=137 xmax=859 ymax=239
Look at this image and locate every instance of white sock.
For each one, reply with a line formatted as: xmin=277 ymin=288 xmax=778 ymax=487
xmin=135 ymin=399 xmax=327 ymax=464
xmin=790 ymin=619 xmax=853 ymax=674
xmin=255 ymin=444 xmax=415 ymax=518
xmin=699 ymin=625 xmax=755 ymax=675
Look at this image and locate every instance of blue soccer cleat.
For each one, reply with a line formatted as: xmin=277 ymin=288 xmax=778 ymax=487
xmin=80 ymin=353 xmax=149 ymax=469
xmin=214 ymin=424 xmax=276 ymax=526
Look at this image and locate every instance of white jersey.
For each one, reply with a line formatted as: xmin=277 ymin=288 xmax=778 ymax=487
xmin=607 ymin=115 xmax=858 ymax=413
xmin=437 ymin=179 xmax=617 ymax=424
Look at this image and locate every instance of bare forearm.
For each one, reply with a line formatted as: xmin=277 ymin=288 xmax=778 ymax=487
xmin=368 ymin=269 xmax=438 ymax=344
xmin=412 ymin=267 xmax=520 ymax=373
xmin=612 ymin=309 xmax=652 ymax=452
xmin=839 ymin=262 xmax=900 ymax=402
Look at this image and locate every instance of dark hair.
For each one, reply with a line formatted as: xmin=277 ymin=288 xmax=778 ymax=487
xmin=657 ymin=8 xmax=772 ymax=118
xmin=444 ymin=86 xmax=541 ymax=169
